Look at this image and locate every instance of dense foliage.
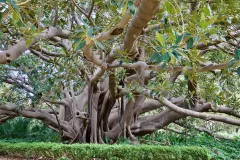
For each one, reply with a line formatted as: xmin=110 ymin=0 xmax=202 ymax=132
xmin=0 ymin=117 xmax=60 ymax=142
xmin=139 ymin=132 xmax=240 ymax=160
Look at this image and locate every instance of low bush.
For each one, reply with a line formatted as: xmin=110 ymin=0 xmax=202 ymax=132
xmin=0 ymin=117 xmax=60 ymax=142
xmin=139 ymin=132 xmax=240 ymax=160
xmin=0 ymin=142 xmax=210 ymax=160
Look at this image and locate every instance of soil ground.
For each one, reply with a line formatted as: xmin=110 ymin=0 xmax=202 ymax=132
xmin=0 ymin=156 xmax=41 ymax=160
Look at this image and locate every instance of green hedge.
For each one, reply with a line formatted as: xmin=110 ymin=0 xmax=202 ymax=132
xmin=0 ymin=142 xmax=210 ymax=160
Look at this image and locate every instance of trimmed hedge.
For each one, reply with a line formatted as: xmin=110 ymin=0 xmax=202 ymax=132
xmin=0 ymin=142 xmax=210 ymax=160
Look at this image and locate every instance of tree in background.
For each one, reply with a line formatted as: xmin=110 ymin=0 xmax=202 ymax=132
xmin=0 ymin=0 xmax=239 ymax=143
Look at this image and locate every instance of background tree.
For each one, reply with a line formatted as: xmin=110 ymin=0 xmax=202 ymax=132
xmin=0 ymin=0 xmax=239 ymax=143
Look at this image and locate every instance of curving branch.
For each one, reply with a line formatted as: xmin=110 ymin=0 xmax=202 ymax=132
xmin=3 ymin=76 xmax=69 ymax=107
xmin=30 ymin=49 xmax=52 ymax=63
xmin=175 ymin=122 xmax=234 ymax=140
xmin=88 ymin=0 xmax=95 ymax=17
xmin=108 ymin=60 xmax=236 ymax=73
xmin=196 ymin=29 xmax=240 ymax=50
xmin=214 ymin=105 xmax=240 ymax=119
xmin=83 ymin=9 xmax=132 ymax=81
xmin=71 ymin=0 xmax=95 ymax=27
xmin=0 ymin=103 xmax=76 ymax=139
xmin=0 ymin=109 xmax=17 ymax=124
xmin=160 ymin=97 xmax=240 ymax=126
xmin=40 ymin=48 xmax=65 ymax=57
xmin=0 ymin=27 xmax=71 ymax=64
xmin=123 ymin=0 xmax=161 ymax=58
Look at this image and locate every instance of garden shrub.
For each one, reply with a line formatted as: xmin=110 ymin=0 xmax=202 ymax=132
xmin=0 ymin=142 xmax=210 ymax=160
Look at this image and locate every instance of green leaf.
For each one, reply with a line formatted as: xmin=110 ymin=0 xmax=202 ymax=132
xmin=156 ymin=46 xmax=162 ymax=51
xmin=118 ymin=0 xmax=125 ymax=8
xmin=7 ymin=0 xmax=20 ymax=11
xmin=121 ymin=0 xmax=128 ymax=16
xmin=207 ymin=5 xmax=213 ymax=16
xmin=163 ymin=52 xmax=171 ymax=63
xmin=73 ymin=38 xmax=82 ymax=45
xmin=76 ymin=41 xmax=86 ymax=51
xmin=156 ymin=32 xmax=165 ymax=47
xmin=200 ymin=13 xmax=207 ymax=28
xmin=190 ymin=90 xmax=196 ymax=97
xmin=26 ymin=38 xmax=33 ymax=48
xmin=119 ymin=60 xmax=123 ymax=66
xmin=234 ymin=49 xmax=240 ymax=60
xmin=202 ymin=5 xmax=211 ymax=16
xmin=183 ymin=33 xmax=191 ymax=38
xmin=161 ymin=63 xmax=167 ymax=69
xmin=12 ymin=11 xmax=19 ymax=23
xmin=87 ymin=28 xmax=94 ymax=37
xmin=187 ymin=38 xmax=194 ymax=49
xmin=194 ymin=36 xmax=200 ymax=43
xmin=172 ymin=49 xmax=182 ymax=61
xmin=150 ymin=90 xmax=155 ymax=97
xmin=200 ymin=12 xmax=205 ymax=21
xmin=207 ymin=15 xmax=218 ymax=26
xmin=171 ymin=45 xmax=178 ymax=49
xmin=156 ymin=55 xmax=163 ymax=64
xmin=237 ymin=67 xmax=240 ymax=76
xmin=128 ymin=1 xmax=135 ymax=15
xmin=165 ymin=1 xmax=175 ymax=14
xmin=95 ymin=41 xmax=104 ymax=49
xmin=150 ymin=53 xmax=159 ymax=62
xmin=175 ymin=34 xmax=183 ymax=44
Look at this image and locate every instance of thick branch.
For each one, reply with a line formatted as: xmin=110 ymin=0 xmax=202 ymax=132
xmin=0 ymin=27 xmax=71 ymax=64
xmin=123 ymin=0 xmax=161 ymax=58
xmin=84 ymin=9 xmax=131 ymax=81
xmin=160 ymin=97 xmax=240 ymax=126
xmin=0 ymin=103 xmax=75 ymax=138
xmin=214 ymin=105 xmax=240 ymax=119
xmin=109 ymin=61 xmax=236 ymax=73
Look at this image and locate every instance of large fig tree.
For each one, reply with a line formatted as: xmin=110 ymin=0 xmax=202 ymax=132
xmin=0 ymin=0 xmax=239 ymax=143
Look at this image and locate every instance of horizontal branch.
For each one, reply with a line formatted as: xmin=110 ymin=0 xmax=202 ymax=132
xmin=0 ymin=27 xmax=71 ymax=64
xmin=3 ymin=77 xmax=69 ymax=107
xmin=0 ymin=103 xmax=74 ymax=135
xmin=175 ymin=122 xmax=234 ymax=140
xmin=108 ymin=60 xmax=236 ymax=73
xmin=160 ymin=97 xmax=240 ymax=126
xmin=214 ymin=105 xmax=240 ymax=119
xmin=40 ymin=48 xmax=65 ymax=57
xmin=30 ymin=49 xmax=52 ymax=63
xmin=196 ymin=30 xmax=240 ymax=50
